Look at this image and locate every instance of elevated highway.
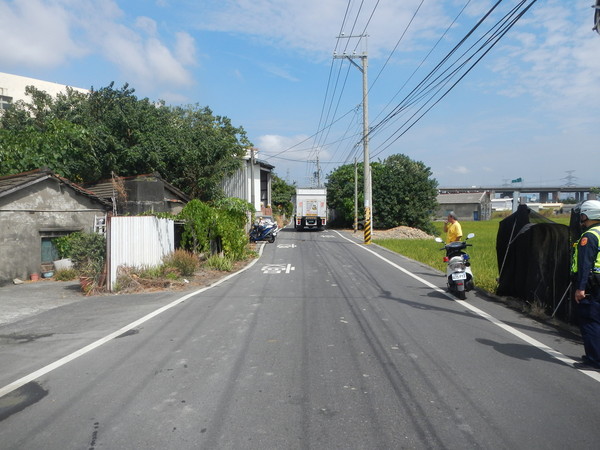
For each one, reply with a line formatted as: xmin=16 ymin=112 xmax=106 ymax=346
xmin=438 ymin=185 xmax=596 ymax=202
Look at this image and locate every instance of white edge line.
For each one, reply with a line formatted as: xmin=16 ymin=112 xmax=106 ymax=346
xmin=332 ymin=230 xmax=600 ymax=382
xmin=0 ymin=243 xmax=266 ymax=399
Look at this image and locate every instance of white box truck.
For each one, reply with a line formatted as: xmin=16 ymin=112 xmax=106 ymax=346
xmin=294 ymin=188 xmax=327 ymax=230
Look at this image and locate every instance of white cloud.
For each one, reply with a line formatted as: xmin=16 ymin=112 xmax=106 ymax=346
xmin=175 ymin=32 xmax=197 ymax=66
xmin=447 ymin=165 xmax=470 ymax=175
xmin=0 ymin=0 xmax=86 ymax=68
xmin=194 ymin=0 xmax=448 ymax=60
xmin=76 ymin=4 xmax=196 ymax=90
xmin=256 ymin=133 xmax=331 ymax=161
xmin=492 ymin=1 xmax=600 ymax=112
xmin=260 ymin=63 xmax=299 ymax=82
xmin=0 ymin=0 xmax=196 ymax=90
xmin=135 ymin=16 xmax=158 ymax=35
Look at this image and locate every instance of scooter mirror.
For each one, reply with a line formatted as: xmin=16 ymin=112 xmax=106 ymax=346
xmin=434 ymin=237 xmax=444 ymax=243
xmin=466 ymin=232 xmax=475 ymax=239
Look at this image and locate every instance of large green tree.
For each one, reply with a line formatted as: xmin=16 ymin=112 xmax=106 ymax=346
xmin=326 ymin=154 xmax=438 ymax=232
xmin=271 ymin=174 xmax=296 ymax=216
xmin=0 ymin=83 xmax=250 ymax=201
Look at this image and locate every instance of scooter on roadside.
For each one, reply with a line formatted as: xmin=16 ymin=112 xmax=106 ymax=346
xmin=434 ymin=233 xmax=475 ymax=300
xmin=249 ymin=219 xmax=278 ymax=243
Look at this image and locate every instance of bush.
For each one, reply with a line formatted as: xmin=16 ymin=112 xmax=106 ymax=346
xmin=54 ymin=268 xmax=78 ymax=281
xmin=204 ymin=255 xmax=234 ymax=271
xmin=179 ymin=198 xmax=254 ymax=261
xmin=163 ymin=249 xmax=199 ymax=277
xmin=54 ymin=235 xmax=75 ymax=259
xmin=68 ymin=232 xmax=106 ymax=279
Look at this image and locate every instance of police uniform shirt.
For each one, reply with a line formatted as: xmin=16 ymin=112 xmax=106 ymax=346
xmin=576 ymin=226 xmax=600 ymax=291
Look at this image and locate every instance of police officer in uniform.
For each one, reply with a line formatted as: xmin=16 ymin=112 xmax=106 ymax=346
xmin=572 ymin=200 xmax=600 ymax=369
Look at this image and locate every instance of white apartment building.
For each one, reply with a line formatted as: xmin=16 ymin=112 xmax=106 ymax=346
xmin=0 ymin=72 xmax=88 ymax=112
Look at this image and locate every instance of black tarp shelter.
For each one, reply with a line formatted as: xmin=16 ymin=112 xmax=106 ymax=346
xmin=496 ymin=205 xmax=573 ymax=322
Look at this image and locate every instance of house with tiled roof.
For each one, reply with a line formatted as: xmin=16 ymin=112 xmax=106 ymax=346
xmin=85 ymin=173 xmax=190 ymax=216
xmin=0 ymin=168 xmax=111 ymax=284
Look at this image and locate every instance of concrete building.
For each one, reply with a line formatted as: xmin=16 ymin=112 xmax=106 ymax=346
xmin=85 ymin=173 xmax=190 ymax=216
xmin=0 ymin=168 xmax=111 ymax=284
xmin=0 ymin=72 xmax=88 ymax=112
xmin=436 ymin=192 xmax=492 ymax=221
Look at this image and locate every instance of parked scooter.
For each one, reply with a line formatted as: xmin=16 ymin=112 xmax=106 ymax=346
xmin=434 ymin=233 xmax=475 ymax=299
xmin=249 ymin=218 xmax=278 ymax=243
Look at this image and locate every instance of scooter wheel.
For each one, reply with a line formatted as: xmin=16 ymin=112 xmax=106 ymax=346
xmin=458 ymin=290 xmax=466 ymax=300
xmin=268 ymin=235 xmax=275 ymax=243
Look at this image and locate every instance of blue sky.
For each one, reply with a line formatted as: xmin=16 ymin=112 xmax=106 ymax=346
xmin=1 ymin=0 xmax=599 ymax=189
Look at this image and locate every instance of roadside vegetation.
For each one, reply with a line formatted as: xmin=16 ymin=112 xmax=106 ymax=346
xmin=0 ymin=84 xmax=250 ymax=201
xmin=51 ymin=197 xmax=258 ymax=295
xmin=327 ymin=154 xmax=438 ymax=233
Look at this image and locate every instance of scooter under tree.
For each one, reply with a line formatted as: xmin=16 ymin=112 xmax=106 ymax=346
xmin=435 ymin=233 xmax=475 ymax=300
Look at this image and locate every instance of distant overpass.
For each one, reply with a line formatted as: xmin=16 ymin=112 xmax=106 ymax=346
xmin=438 ymin=186 xmax=597 ymax=202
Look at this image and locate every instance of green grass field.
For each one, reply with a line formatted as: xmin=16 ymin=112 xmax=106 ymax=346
xmin=374 ymin=217 xmax=571 ymax=294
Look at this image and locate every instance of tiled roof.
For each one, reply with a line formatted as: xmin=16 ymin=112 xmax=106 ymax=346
xmin=0 ymin=168 xmax=111 ymax=207
xmin=84 ymin=173 xmax=190 ymax=202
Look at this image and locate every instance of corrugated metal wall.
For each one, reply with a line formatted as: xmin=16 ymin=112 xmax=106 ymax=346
xmin=107 ymin=216 xmax=174 ymax=291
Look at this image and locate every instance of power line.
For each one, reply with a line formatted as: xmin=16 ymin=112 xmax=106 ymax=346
xmin=369 ymin=0 xmax=539 ymax=159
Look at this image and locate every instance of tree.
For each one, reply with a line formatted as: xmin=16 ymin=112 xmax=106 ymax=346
xmin=326 ymin=162 xmax=368 ymax=227
xmin=162 ymin=105 xmax=249 ymax=200
xmin=325 ymin=154 xmax=438 ymax=232
xmin=0 ymin=83 xmax=251 ymax=201
xmin=271 ymin=174 xmax=296 ymax=217
xmin=373 ymin=154 xmax=438 ymax=232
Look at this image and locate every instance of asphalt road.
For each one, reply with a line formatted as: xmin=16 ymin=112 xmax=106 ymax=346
xmin=1 ymin=227 xmax=599 ymax=449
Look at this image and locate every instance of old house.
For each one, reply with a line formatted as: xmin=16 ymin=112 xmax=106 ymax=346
xmin=85 ymin=173 xmax=190 ymax=216
xmin=436 ymin=192 xmax=492 ymax=221
xmin=0 ymin=168 xmax=111 ymax=284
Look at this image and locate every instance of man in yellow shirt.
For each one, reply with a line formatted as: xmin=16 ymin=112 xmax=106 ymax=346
xmin=444 ymin=212 xmax=462 ymax=243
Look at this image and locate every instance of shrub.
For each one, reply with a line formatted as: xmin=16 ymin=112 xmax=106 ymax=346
xmin=65 ymin=232 xmax=106 ymax=276
xmin=54 ymin=268 xmax=78 ymax=281
xmin=204 ymin=255 xmax=234 ymax=271
xmin=163 ymin=249 xmax=199 ymax=277
xmin=138 ymin=265 xmax=164 ymax=279
xmin=54 ymin=235 xmax=75 ymax=259
xmin=179 ymin=199 xmax=215 ymax=254
xmin=178 ymin=198 xmax=254 ymax=261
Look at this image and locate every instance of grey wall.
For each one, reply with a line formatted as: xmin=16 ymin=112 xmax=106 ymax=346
xmin=436 ymin=202 xmax=492 ymax=221
xmin=0 ymin=179 xmax=108 ymax=284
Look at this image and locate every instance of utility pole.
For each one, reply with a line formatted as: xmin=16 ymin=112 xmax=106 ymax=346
xmin=250 ymin=147 xmax=256 ymax=211
xmin=354 ymin=158 xmax=358 ymax=233
xmin=316 ymin=156 xmax=322 ymax=187
xmin=308 ymin=158 xmax=323 ymax=187
xmin=334 ymin=34 xmax=371 ymax=244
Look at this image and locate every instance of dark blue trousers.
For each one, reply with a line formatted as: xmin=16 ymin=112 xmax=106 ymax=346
xmin=577 ymin=298 xmax=600 ymax=363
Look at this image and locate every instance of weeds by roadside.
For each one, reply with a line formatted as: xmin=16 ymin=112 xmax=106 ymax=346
xmin=54 ymin=268 xmax=78 ymax=281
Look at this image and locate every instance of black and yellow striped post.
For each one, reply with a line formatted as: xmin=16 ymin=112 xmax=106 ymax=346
xmin=363 ymin=207 xmax=372 ymax=244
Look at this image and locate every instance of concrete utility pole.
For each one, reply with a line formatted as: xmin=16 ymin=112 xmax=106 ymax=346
xmin=354 ymin=158 xmax=358 ymax=233
xmin=334 ymin=35 xmax=372 ymax=244
xmin=250 ymin=147 xmax=256 ymax=211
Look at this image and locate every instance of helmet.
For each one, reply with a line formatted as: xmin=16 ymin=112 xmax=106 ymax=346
xmin=580 ymin=200 xmax=600 ymax=220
